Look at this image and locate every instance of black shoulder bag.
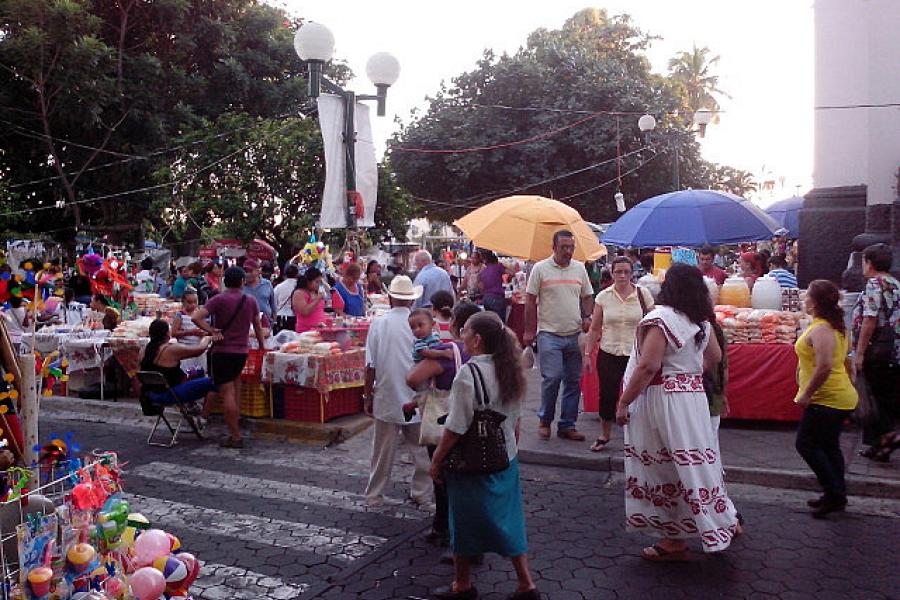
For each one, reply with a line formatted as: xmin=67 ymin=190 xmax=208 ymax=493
xmin=864 ymin=278 xmax=898 ymax=366
xmin=443 ymin=363 xmax=510 ymax=475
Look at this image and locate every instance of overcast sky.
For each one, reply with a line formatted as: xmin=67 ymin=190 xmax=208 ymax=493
xmin=282 ymin=0 xmax=814 ymax=202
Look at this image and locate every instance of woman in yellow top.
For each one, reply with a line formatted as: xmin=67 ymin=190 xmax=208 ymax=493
xmin=583 ymin=257 xmax=654 ymax=451
xmin=794 ymin=280 xmax=858 ymax=518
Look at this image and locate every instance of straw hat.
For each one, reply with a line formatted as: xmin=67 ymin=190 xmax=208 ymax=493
xmin=387 ymin=275 xmax=423 ymax=300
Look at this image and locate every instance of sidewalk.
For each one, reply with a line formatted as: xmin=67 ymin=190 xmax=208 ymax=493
xmin=516 ymin=365 xmax=900 ymax=498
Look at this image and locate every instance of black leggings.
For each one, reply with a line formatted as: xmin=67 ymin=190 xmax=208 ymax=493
xmin=597 ymin=351 xmax=629 ymax=421
xmin=795 ymin=404 xmax=852 ymax=500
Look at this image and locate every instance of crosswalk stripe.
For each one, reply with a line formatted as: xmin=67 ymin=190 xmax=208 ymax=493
xmin=187 ymin=444 xmax=373 ymax=473
xmin=194 ymin=561 xmax=309 ymax=599
xmin=130 ymin=462 xmax=426 ymax=520
xmin=126 ymin=493 xmax=386 ymax=563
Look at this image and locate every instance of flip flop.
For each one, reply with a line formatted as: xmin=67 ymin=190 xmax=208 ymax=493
xmin=589 ymin=437 xmax=610 ymax=452
xmin=641 ymin=544 xmax=690 ymax=562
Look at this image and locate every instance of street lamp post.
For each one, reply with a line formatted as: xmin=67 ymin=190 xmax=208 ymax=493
xmin=638 ymin=109 xmax=714 ymax=192
xmin=293 ymin=23 xmax=400 ymax=231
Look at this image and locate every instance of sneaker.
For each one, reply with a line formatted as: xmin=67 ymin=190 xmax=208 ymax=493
xmin=219 ymin=436 xmax=244 ymax=449
xmin=557 ymin=429 xmax=586 ymax=441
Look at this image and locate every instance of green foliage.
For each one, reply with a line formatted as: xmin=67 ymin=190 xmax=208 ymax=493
xmin=389 ymin=8 xmax=751 ymax=223
xmin=667 ymin=43 xmax=730 ymax=117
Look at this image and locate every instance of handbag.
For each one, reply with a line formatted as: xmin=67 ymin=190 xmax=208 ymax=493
xmin=418 ymin=344 xmax=461 ymax=446
xmin=442 ymin=362 xmax=509 ymax=475
xmin=863 ymin=278 xmax=897 ymax=366
xmin=636 ymin=285 xmax=650 ymax=317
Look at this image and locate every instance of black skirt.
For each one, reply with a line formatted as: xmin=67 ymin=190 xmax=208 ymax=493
xmin=597 ymin=350 xmax=629 ymax=420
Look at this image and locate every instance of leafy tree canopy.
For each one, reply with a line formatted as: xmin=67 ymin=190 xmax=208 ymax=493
xmin=390 ymin=8 xmax=754 ymax=225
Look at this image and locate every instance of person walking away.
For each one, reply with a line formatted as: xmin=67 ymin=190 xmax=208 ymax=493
xmin=413 ymin=250 xmax=455 ymax=309
xmin=767 ymin=254 xmax=799 ymax=288
xmin=334 ymin=262 xmax=367 ymax=317
xmin=362 ymin=276 xmax=432 ymax=507
xmin=406 ymin=301 xmax=481 ymax=550
xmin=794 ymin=280 xmax=859 ymax=517
xmin=272 ymin=264 xmax=299 ymax=333
xmin=523 ymin=230 xmax=594 ymax=442
xmin=479 ymin=250 xmax=508 ymax=322
xmin=616 ymin=263 xmax=740 ymax=560
xmin=431 ymin=290 xmax=455 ymax=341
xmin=430 ymin=311 xmax=539 ymax=600
xmin=698 ymin=246 xmax=727 ymax=286
xmin=851 ymin=243 xmax=899 ymax=461
xmin=583 ymin=256 xmax=654 ymax=451
xmin=191 ymin=267 xmax=266 ymax=448
xmin=242 ymin=259 xmax=276 ymax=327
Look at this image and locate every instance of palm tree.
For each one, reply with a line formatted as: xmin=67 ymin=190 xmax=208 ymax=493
xmin=668 ymin=44 xmax=730 ymax=118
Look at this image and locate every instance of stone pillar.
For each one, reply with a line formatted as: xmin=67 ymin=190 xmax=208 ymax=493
xmin=804 ymin=0 xmax=900 ymax=290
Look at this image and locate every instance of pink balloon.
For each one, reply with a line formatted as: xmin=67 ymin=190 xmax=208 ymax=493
xmin=176 ymin=552 xmax=200 ymax=589
xmin=130 ymin=566 xmax=165 ymax=600
xmin=133 ymin=529 xmax=171 ymax=566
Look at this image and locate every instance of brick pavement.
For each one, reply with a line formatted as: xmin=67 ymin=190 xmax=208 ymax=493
xmin=40 ymin=415 xmax=900 ymax=600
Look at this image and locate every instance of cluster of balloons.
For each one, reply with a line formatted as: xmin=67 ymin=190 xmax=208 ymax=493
xmin=130 ymin=529 xmax=199 ymax=600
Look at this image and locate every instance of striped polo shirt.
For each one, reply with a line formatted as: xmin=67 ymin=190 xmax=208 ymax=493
xmin=768 ymin=268 xmax=798 ymax=288
xmin=525 ymin=257 xmax=594 ymax=335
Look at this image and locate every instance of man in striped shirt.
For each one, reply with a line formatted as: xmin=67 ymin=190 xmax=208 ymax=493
xmin=767 ymin=254 xmax=798 ymax=288
xmin=524 ymin=230 xmax=595 ymax=442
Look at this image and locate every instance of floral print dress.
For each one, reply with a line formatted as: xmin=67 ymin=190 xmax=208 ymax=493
xmin=622 ymin=306 xmax=740 ymax=552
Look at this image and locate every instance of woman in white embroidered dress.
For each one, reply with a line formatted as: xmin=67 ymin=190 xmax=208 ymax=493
xmin=616 ymin=263 xmax=741 ymax=561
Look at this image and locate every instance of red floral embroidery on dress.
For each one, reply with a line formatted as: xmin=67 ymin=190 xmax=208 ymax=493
xmin=658 ymin=373 xmax=704 ymax=393
xmin=626 ymin=477 xmax=728 ymax=516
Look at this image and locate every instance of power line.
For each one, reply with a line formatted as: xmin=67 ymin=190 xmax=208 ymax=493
xmin=559 ymin=150 xmax=665 ymax=201
xmin=389 ymin=111 xmax=604 ymax=154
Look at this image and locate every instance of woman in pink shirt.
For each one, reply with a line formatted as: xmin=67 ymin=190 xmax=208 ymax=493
xmin=292 ymin=267 xmax=328 ymax=333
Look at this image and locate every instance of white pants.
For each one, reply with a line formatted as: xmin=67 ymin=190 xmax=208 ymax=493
xmin=364 ymin=419 xmax=432 ymax=502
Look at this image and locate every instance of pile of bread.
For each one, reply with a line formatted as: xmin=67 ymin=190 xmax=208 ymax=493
xmin=278 ymin=330 xmax=341 ymax=355
xmin=715 ymin=307 xmax=805 ymax=345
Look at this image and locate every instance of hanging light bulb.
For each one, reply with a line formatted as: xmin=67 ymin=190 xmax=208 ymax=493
xmin=614 ymin=191 xmax=626 ymax=213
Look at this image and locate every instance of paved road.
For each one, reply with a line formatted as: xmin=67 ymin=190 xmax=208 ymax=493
xmin=42 ymin=416 xmax=899 ymax=600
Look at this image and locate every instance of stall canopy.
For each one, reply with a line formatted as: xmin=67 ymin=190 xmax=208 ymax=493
xmin=453 ymin=195 xmax=606 ymax=262
xmin=602 ymin=189 xmax=786 ymax=247
xmin=764 ymin=195 xmax=803 ymax=239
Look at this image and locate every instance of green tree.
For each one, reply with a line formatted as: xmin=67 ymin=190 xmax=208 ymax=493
xmin=389 ymin=8 xmax=718 ymax=224
xmin=667 ymin=43 xmax=729 ymax=118
xmin=707 ymin=164 xmax=757 ymax=197
xmin=0 ymin=0 xmax=328 ymax=245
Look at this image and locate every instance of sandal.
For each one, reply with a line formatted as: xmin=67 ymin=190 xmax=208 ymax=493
xmin=859 ymin=446 xmax=889 ymax=463
xmin=589 ymin=437 xmax=610 ymax=452
xmin=641 ymin=543 xmax=690 ymax=562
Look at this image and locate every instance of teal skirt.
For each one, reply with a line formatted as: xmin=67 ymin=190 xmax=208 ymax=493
xmin=445 ymin=457 xmax=528 ymax=557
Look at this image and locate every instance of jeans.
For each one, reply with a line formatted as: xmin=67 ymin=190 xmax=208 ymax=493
xmin=148 ymin=377 xmax=217 ymax=405
xmin=536 ymin=332 xmax=582 ymax=431
xmin=482 ymin=295 xmax=507 ymax=323
xmin=795 ymin=404 xmax=852 ymax=500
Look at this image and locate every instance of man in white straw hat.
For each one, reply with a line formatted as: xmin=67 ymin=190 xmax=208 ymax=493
xmin=363 ymin=275 xmax=432 ymax=506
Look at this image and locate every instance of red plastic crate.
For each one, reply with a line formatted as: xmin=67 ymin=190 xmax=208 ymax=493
xmin=282 ymin=386 xmax=363 ymax=423
xmin=240 ymin=348 xmax=266 ymax=381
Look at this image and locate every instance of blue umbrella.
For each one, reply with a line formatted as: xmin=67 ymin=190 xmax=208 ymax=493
xmin=602 ymin=190 xmax=785 ymax=247
xmin=764 ymin=195 xmax=803 ymax=239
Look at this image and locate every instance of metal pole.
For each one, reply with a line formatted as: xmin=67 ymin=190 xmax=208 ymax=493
xmin=343 ymin=90 xmax=357 ymax=230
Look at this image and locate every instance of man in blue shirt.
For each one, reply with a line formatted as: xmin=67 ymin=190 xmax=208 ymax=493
xmin=767 ymin=254 xmax=798 ymax=288
xmin=412 ymin=250 xmax=455 ymax=309
xmin=242 ymin=258 xmax=277 ymax=324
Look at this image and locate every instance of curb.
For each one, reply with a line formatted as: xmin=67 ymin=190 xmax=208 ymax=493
xmin=40 ymin=396 xmax=373 ymax=445
xmin=517 ymin=448 xmax=900 ymax=500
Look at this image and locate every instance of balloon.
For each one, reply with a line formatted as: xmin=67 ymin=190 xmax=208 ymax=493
xmin=166 ymin=532 xmax=181 ymax=553
xmin=104 ymin=576 xmax=127 ymax=599
xmin=152 ymin=555 xmax=187 ymax=584
xmin=130 ymin=566 xmax=166 ymax=600
xmin=134 ymin=529 xmax=171 ymax=566
xmin=27 ymin=566 xmax=53 ymax=596
xmin=175 ymin=552 xmax=200 ymax=589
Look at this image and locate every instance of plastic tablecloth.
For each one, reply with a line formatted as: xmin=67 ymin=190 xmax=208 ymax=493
xmin=262 ymin=349 xmax=365 ymax=392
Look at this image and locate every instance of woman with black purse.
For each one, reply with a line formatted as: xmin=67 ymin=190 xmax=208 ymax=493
xmin=852 ymin=243 xmax=899 ymax=461
xmin=429 ymin=311 xmax=538 ymax=600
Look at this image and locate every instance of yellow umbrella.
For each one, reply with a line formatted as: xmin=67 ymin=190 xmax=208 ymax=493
xmin=453 ymin=195 xmax=607 ymax=262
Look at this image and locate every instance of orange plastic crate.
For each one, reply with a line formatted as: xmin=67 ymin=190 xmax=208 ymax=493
xmin=240 ymin=348 xmax=266 ymax=382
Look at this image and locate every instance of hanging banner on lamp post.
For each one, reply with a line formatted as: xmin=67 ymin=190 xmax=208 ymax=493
xmin=317 ymin=94 xmax=378 ymax=228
